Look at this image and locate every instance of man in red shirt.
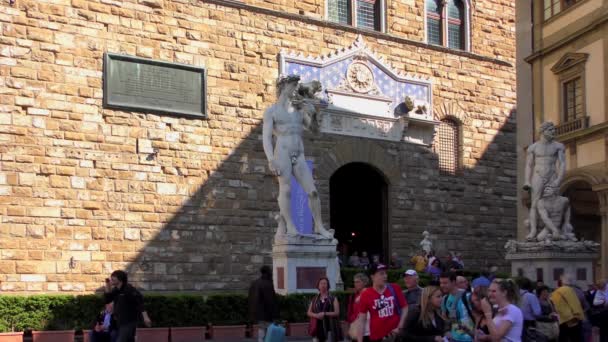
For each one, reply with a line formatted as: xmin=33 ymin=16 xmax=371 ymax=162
xmin=356 ymin=263 xmax=408 ymax=342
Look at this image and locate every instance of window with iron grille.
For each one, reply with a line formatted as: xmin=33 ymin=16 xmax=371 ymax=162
xmin=544 ymin=0 xmax=581 ymax=20
xmin=436 ymin=119 xmax=460 ymax=175
xmin=426 ymin=0 xmax=467 ymax=50
xmin=563 ymin=77 xmax=583 ymax=122
xmin=327 ymin=0 xmax=383 ymax=31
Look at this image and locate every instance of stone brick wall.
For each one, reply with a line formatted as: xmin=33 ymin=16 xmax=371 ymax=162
xmin=0 ymin=0 xmax=516 ymax=293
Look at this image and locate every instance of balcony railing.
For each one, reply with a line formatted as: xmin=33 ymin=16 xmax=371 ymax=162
xmin=556 ymin=116 xmax=589 ymax=136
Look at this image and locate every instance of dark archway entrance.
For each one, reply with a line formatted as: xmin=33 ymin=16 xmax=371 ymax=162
xmin=564 ymin=181 xmax=602 ymax=278
xmin=564 ymin=181 xmax=601 ymax=242
xmin=330 ymin=163 xmax=388 ymax=263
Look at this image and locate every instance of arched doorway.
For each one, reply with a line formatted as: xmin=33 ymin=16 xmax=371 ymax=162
xmin=564 ymin=181 xmax=601 ymax=241
xmin=563 ymin=181 xmax=602 ymax=276
xmin=330 ymin=163 xmax=388 ymax=263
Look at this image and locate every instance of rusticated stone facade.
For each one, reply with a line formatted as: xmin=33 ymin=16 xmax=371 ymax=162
xmin=0 ymin=0 xmax=516 ymax=293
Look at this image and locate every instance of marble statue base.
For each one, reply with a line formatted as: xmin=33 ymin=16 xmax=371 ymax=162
xmin=505 ymin=240 xmax=600 ymax=288
xmin=272 ymin=233 xmax=339 ymax=295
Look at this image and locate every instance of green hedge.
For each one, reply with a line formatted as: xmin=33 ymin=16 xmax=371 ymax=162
xmin=0 ymin=293 xmax=335 ymax=333
xmin=0 ymin=295 xmax=104 ymax=332
xmin=0 ymin=269 xmax=510 ymax=332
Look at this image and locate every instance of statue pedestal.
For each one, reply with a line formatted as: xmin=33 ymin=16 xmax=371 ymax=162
xmin=272 ymin=234 xmax=338 ymax=295
xmin=505 ymin=240 xmax=599 ymax=288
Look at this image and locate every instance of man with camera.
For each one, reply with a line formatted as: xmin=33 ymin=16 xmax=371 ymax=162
xmin=104 ymin=270 xmax=152 ymax=342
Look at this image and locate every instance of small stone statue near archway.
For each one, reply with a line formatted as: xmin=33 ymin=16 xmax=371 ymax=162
xmin=420 ymin=231 xmax=432 ymax=254
xmin=262 ymin=75 xmax=334 ymax=240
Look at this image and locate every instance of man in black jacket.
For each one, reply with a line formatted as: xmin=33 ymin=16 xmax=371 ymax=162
xmin=104 ymin=270 xmax=151 ymax=342
xmin=248 ymin=265 xmax=280 ymax=342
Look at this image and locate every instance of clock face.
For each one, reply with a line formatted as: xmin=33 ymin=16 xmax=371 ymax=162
xmin=346 ymin=62 xmax=375 ymax=93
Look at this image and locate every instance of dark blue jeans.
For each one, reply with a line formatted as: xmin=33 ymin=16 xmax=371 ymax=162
xmin=116 ymin=322 xmax=137 ymax=342
xmin=89 ymin=329 xmax=118 ymax=342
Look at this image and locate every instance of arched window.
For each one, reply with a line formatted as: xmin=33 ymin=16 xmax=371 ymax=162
xmin=426 ymin=0 xmax=469 ymax=51
xmin=327 ymin=0 xmax=385 ymax=31
xmin=436 ymin=119 xmax=460 ymax=174
xmin=426 ymin=0 xmax=442 ymax=46
xmin=447 ymin=0 xmax=464 ymax=50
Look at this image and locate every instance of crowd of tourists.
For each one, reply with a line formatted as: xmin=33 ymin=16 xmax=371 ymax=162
xmin=90 ymin=263 xmax=608 ymax=342
xmin=342 ymin=249 xmax=466 ymax=277
xmin=248 ymin=261 xmax=608 ymax=342
xmin=309 ymin=266 xmax=607 ymax=342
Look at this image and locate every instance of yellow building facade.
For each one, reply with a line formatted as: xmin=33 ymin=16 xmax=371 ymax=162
xmin=519 ymin=0 xmax=608 ymax=280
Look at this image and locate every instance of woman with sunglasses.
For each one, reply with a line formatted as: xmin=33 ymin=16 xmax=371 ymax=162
xmin=480 ymin=279 xmax=523 ymax=342
xmin=400 ymin=286 xmax=448 ymax=341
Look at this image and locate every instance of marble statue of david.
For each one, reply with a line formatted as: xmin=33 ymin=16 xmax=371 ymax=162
xmin=262 ymin=75 xmax=334 ymax=240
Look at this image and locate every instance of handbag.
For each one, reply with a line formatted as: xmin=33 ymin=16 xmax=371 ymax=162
xmin=535 ymin=321 xmax=559 ymax=340
xmin=348 ymin=319 xmax=362 ymax=339
xmin=536 ymin=300 xmax=559 ymax=341
xmin=308 ymin=295 xmax=319 ymax=336
xmin=308 ymin=317 xmax=318 ymax=337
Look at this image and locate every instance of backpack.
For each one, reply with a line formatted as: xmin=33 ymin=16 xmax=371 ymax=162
xmin=443 ymin=290 xmax=473 ymax=322
xmin=387 ymin=284 xmax=402 ymax=317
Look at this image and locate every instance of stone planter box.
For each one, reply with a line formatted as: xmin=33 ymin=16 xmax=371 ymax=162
xmin=82 ymin=330 xmax=108 ymax=342
xmin=32 ymin=330 xmax=75 ymax=342
xmin=209 ymin=325 xmax=246 ymax=340
xmin=82 ymin=330 xmax=91 ymax=342
xmin=250 ymin=324 xmax=260 ymax=339
xmin=171 ymin=326 xmax=205 ymax=342
xmin=136 ymin=327 xmax=169 ymax=342
xmin=0 ymin=331 xmax=23 ymax=342
xmin=287 ymin=322 xmax=309 ymax=337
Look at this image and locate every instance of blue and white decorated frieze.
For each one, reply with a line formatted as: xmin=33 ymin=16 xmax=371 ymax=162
xmin=279 ymin=35 xmax=438 ymax=144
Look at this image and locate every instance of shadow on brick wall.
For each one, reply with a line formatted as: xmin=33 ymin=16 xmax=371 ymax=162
xmin=120 ymin=107 xmax=517 ymax=293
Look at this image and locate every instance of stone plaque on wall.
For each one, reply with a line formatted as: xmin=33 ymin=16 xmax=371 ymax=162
xmin=103 ymin=53 xmax=206 ymax=118
xmin=277 ymin=267 xmax=285 ymax=290
xmin=296 ymin=267 xmax=326 ymax=289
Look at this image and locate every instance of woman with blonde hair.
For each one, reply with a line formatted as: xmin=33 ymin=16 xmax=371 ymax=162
xmin=400 ymin=285 xmax=448 ymax=342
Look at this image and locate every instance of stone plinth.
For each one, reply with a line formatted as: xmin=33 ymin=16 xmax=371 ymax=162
xmin=505 ymin=240 xmax=599 ymax=288
xmin=272 ymin=235 xmax=338 ymax=295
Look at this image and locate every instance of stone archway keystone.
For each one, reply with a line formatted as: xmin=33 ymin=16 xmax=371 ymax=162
xmin=433 ymin=101 xmax=470 ymax=125
xmin=317 ymin=139 xmax=400 ymax=184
